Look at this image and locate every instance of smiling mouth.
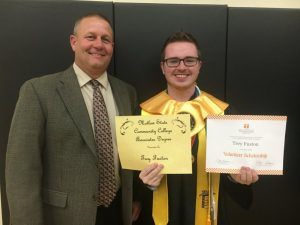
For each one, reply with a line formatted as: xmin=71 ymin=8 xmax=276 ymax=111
xmin=174 ymin=74 xmax=189 ymax=78
xmin=90 ymin=52 xmax=106 ymax=57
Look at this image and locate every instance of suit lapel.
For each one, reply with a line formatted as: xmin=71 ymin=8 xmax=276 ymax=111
xmin=109 ymin=76 xmax=127 ymax=116
xmin=56 ymin=67 xmax=97 ymax=157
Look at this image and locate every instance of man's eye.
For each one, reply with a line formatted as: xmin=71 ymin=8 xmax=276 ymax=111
xmin=185 ymin=58 xmax=195 ymax=63
xmin=102 ymin=38 xmax=112 ymax=44
xmin=86 ymin=35 xmax=95 ymax=40
xmin=168 ymin=59 xmax=179 ymax=63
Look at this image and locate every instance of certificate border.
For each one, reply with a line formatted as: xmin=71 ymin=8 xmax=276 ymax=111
xmin=206 ymin=168 xmax=283 ymax=175
xmin=206 ymin=114 xmax=287 ymax=175
xmin=207 ymin=115 xmax=287 ymax=121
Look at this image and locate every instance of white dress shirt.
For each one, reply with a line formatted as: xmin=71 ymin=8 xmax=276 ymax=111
xmin=73 ymin=63 xmax=120 ymax=189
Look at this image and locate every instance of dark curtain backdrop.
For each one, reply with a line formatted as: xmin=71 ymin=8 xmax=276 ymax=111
xmin=113 ymin=3 xmax=227 ymax=102
xmin=225 ymin=7 xmax=300 ymax=225
xmin=1 ymin=2 xmax=299 ymax=225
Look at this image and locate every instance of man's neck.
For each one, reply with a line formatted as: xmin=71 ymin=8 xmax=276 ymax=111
xmin=74 ymin=62 xmax=106 ymax=80
xmin=167 ymin=85 xmax=196 ymax=102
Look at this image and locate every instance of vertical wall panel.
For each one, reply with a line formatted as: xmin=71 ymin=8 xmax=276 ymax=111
xmin=0 ymin=2 xmax=113 ymax=225
xmin=226 ymin=8 xmax=300 ymax=225
xmin=114 ymin=3 xmax=228 ymax=102
xmin=114 ymin=4 xmax=229 ymax=224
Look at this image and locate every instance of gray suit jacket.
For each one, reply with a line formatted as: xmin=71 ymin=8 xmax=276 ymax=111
xmin=6 ymin=66 xmax=138 ymax=225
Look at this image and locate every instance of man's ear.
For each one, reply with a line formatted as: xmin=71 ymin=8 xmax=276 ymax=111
xmin=160 ymin=62 xmax=165 ymax=75
xmin=198 ymin=60 xmax=203 ymax=72
xmin=70 ymin=35 xmax=77 ymax=51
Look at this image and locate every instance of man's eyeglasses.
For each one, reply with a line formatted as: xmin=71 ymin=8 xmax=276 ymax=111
xmin=163 ymin=57 xmax=200 ymax=67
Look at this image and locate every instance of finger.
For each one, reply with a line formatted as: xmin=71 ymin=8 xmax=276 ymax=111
xmin=147 ymin=164 xmax=164 ymax=177
xmin=140 ymin=163 xmax=158 ymax=177
xmin=144 ymin=168 xmax=164 ymax=185
xmin=243 ymin=167 xmax=259 ymax=185
xmin=246 ymin=168 xmax=253 ymax=185
xmin=240 ymin=167 xmax=247 ymax=184
xmin=139 ymin=164 xmax=164 ymax=185
xmin=251 ymin=169 xmax=259 ymax=183
xmin=139 ymin=163 xmax=160 ymax=180
xmin=147 ymin=173 xmax=164 ymax=186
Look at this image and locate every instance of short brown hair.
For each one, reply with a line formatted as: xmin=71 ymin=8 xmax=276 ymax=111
xmin=73 ymin=12 xmax=113 ymax=35
xmin=160 ymin=31 xmax=201 ymax=61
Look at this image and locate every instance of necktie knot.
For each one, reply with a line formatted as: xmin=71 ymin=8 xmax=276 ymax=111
xmin=90 ymin=79 xmax=100 ymax=89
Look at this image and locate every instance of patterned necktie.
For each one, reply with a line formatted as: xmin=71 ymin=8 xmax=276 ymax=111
xmin=90 ymin=79 xmax=117 ymax=207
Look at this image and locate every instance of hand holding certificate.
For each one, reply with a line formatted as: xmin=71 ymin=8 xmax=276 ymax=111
xmin=115 ymin=114 xmax=192 ymax=174
xmin=206 ymin=115 xmax=287 ymax=175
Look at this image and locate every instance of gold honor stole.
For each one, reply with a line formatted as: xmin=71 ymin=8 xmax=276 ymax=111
xmin=140 ymin=90 xmax=228 ymax=225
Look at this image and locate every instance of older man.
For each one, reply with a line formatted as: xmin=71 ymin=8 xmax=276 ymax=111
xmin=6 ymin=12 xmax=140 ymax=225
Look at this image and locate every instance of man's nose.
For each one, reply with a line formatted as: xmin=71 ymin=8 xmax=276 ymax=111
xmin=94 ymin=38 xmax=104 ymax=48
xmin=177 ymin=60 xmax=186 ymax=69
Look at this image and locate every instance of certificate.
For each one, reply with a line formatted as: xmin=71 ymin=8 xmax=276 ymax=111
xmin=206 ymin=115 xmax=287 ymax=175
xmin=115 ymin=114 xmax=192 ymax=174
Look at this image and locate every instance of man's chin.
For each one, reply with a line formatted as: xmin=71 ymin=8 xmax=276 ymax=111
xmin=90 ymin=62 xmax=106 ymax=69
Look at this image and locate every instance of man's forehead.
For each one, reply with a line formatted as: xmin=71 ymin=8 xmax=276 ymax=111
xmin=78 ymin=17 xmax=112 ymax=31
xmin=167 ymin=41 xmax=196 ymax=48
xmin=165 ymin=42 xmax=198 ymax=53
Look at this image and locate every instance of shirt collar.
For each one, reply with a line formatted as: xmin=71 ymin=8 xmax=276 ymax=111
xmin=73 ymin=63 xmax=109 ymax=90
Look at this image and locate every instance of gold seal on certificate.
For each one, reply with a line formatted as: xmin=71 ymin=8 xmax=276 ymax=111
xmin=115 ymin=114 xmax=192 ymax=174
xmin=206 ymin=115 xmax=287 ymax=175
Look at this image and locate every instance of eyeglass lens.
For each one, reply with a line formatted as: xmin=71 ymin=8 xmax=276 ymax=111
xmin=165 ymin=57 xmax=199 ymax=67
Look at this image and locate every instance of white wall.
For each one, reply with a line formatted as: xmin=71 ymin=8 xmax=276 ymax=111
xmin=85 ymin=0 xmax=300 ymax=9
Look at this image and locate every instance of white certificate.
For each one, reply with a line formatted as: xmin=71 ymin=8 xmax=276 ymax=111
xmin=206 ymin=115 xmax=287 ymax=175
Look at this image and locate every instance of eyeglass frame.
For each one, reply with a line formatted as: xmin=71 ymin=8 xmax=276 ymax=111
xmin=162 ymin=56 xmax=201 ymax=68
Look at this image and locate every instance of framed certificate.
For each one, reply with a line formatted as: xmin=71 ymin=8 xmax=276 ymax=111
xmin=206 ymin=115 xmax=287 ymax=175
